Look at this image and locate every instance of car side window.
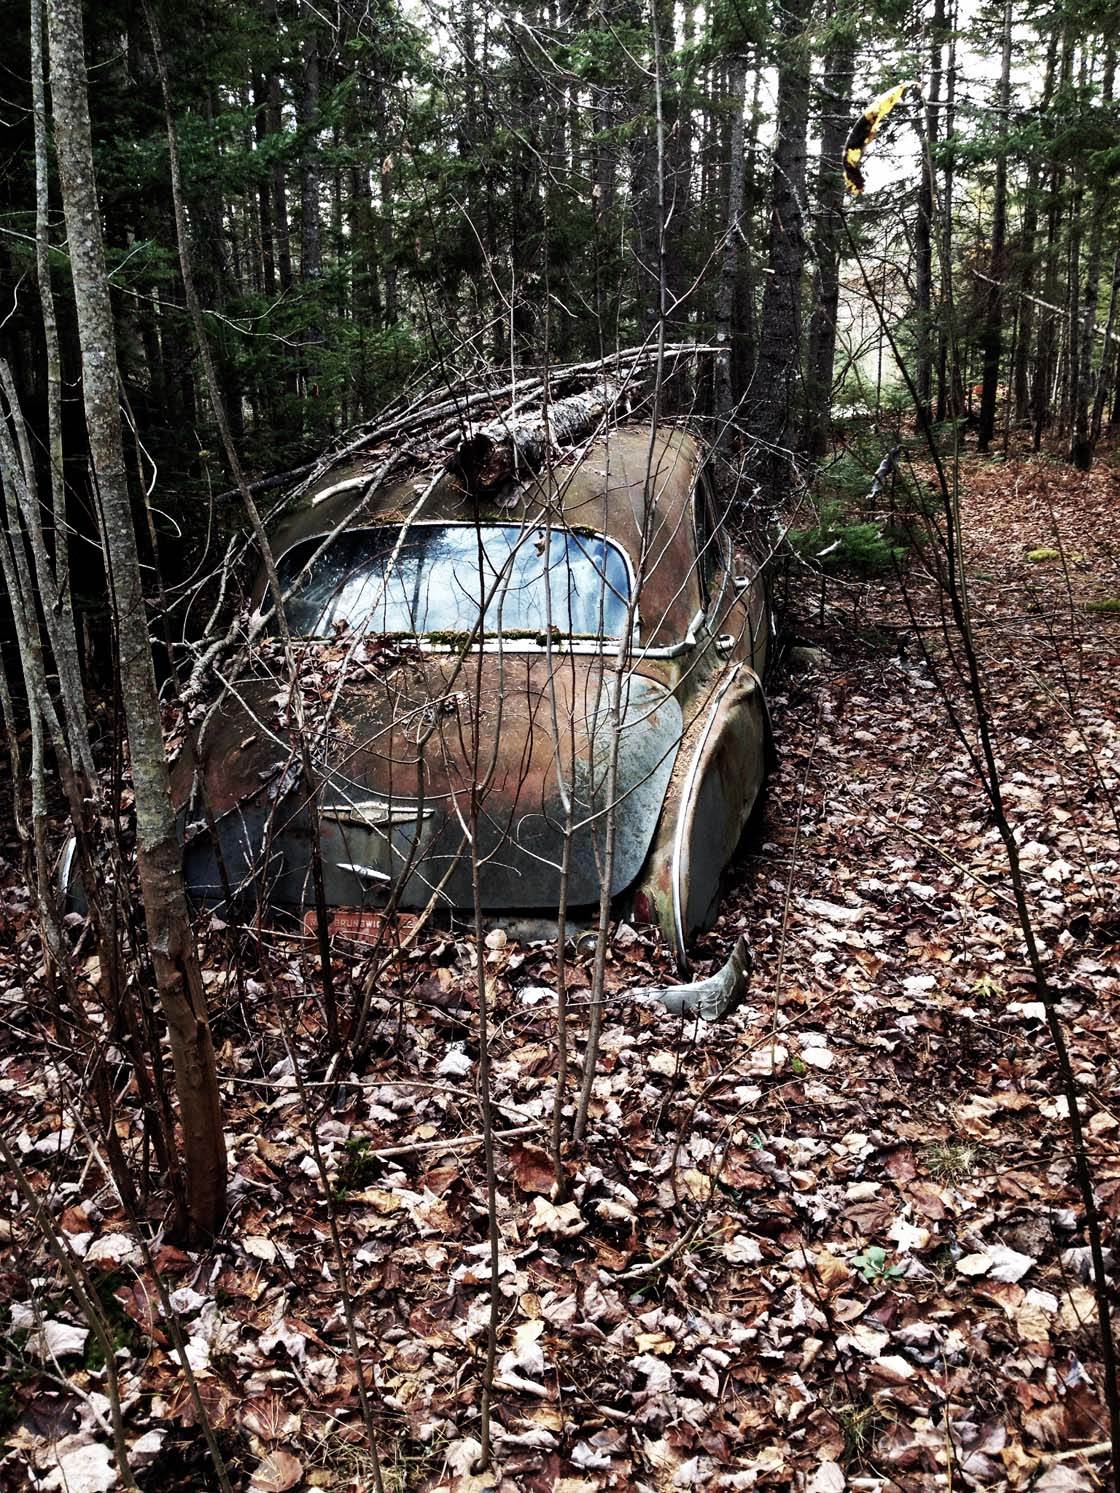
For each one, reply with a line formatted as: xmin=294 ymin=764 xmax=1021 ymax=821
xmin=693 ymin=472 xmax=725 ymax=607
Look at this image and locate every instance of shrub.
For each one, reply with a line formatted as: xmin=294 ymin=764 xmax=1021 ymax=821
xmin=788 ymin=440 xmax=936 ymax=578
xmin=788 ymin=498 xmax=906 ymax=577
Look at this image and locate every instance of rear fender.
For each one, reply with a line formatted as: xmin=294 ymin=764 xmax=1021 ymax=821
xmin=668 ymin=664 xmax=766 ymax=972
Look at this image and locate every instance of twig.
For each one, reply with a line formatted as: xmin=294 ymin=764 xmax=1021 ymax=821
xmin=353 ymin=1123 xmax=542 ymax=1163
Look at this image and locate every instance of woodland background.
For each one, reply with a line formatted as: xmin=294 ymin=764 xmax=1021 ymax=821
xmin=1 ymin=0 xmax=1120 ymax=1488
xmin=0 ymin=0 xmax=1117 ymax=543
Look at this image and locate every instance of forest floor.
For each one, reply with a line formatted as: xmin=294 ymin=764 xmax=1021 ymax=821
xmin=2 ymin=442 xmax=1120 ymax=1492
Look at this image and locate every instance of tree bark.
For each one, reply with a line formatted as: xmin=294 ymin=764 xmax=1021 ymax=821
xmin=1011 ymin=32 xmax=1057 ymax=425
xmin=913 ymin=0 xmax=944 ymax=421
xmin=804 ymin=26 xmax=854 ymax=458
xmin=1091 ymin=249 xmax=1120 ymax=445
xmin=46 ymin=0 xmax=227 ymax=1242
xmin=714 ymin=54 xmax=747 ymax=429
xmin=30 ymin=0 xmax=92 ymax=786
xmin=733 ymin=67 xmax=763 ymax=402
xmin=1032 ymin=28 xmax=1073 ymax=448
xmin=1071 ymin=46 xmax=1115 ymax=469
xmin=299 ymin=12 xmax=322 ymax=287
xmin=264 ymin=0 xmax=293 ymax=294
xmin=936 ymin=0 xmax=963 ymax=422
xmin=746 ymin=0 xmax=811 ymax=507
xmin=977 ymin=0 xmax=1012 ymax=452
xmin=253 ymin=72 xmax=278 ymax=298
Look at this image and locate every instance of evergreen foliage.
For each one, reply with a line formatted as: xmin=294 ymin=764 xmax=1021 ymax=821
xmin=0 ymin=0 xmax=1115 ymax=570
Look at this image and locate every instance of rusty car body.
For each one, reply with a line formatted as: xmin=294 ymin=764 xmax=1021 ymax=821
xmin=154 ymin=423 xmax=770 ymax=1009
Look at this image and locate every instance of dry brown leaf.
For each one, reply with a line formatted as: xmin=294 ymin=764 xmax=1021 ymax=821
xmin=529 ymin=1196 xmax=586 ymax=1236
xmin=249 ymin=1450 xmax=303 ymax=1492
xmin=814 ymin=1251 xmax=850 ymax=1290
xmin=241 ymin=1394 xmax=301 ymax=1443
xmin=634 ymin=1330 xmax=675 ymax=1355
xmin=510 ymin=1141 xmax=555 ymax=1195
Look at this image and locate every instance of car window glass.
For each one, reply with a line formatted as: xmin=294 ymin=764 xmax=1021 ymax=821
xmin=277 ymin=524 xmax=631 ymax=639
xmin=694 ymin=476 xmax=723 ymax=600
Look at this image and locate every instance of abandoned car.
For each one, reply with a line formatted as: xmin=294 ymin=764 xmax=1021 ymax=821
xmin=70 ymin=420 xmax=771 ymax=1008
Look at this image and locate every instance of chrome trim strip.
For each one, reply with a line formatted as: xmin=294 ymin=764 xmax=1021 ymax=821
xmin=321 ymin=799 xmax=434 ymax=827
xmin=335 ymin=861 xmax=391 ymax=884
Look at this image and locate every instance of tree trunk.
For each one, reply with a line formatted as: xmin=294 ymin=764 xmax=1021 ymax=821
xmin=747 ymin=0 xmax=811 ymax=508
xmin=713 ymin=54 xmax=747 ymax=429
xmin=1063 ymin=162 xmax=1083 ymax=442
xmin=936 ymin=0 xmax=963 ymax=422
xmin=977 ymin=0 xmax=1012 ymax=452
xmin=1033 ymin=28 xmax=1073 ymax=448
xmin=30 ymin=0 xmax=93 ymax=787
xmin=253 ymin=72 xmax=277 ymax=298
xmin=1091 ymin=249 xmax=1120 ymax=445
xmin=1012 ymin=31 xmax=1058 ymax=425
xmin=1071 ymin=47 xmax=1115 ymax=469
xmin=664 ymin=0 xmax=689 ymax=341
xmin=914 ymin=0 xmax=944 ymax=421
xmin=733 ymin=67 xmax=763 ymax=403
xmin=264 ymin=0 xmax=293 ymax=294
xmin=804 ymin=25 xmax=854 ymax=458
xmin=46 ymin=0 xmax=227 ymax=1243
xmin=299 ymin=16 xmax=322 ymax=287
xmin=372 ymin=75 xmax=398 ymax=329
xmin=299 ymin=5 xmax=324 ymax=423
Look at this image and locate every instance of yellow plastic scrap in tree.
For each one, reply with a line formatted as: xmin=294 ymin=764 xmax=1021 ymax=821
xmin=843 ymin=80 xmax=921 ymax=194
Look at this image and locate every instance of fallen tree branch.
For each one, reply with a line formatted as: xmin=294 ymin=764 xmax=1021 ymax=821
xmin=346 ymin=1123 xmax=543 ymax=1164
xmin=214 ymin=342 xmax=719 ymax=502
xmin=452 ymin=378 xmax=627 ymax=495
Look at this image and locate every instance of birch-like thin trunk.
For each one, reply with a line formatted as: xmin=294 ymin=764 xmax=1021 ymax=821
xmin=913 ymin=0 xmax=943 ymax=422
xmin=0 ymin=653 xmax=23 ymax=842
xmin=713 ymin=55 xmax=747 ymax=430
xmin=1091 ymin=249 xmax=1120 ymax=445
xmin=1033 ymin=29 xmax=1073 ymax=448
xmin=976 ymin=0 xmax=1012 ymax=453
xmin=1071 ymin=47 xmax=1115 ymax=469
xmin=937 ymin=0 xmax=963 ymax=422
xmin=144 ymin=0 xmax=339 ymax=1048
xmin=299 ymin=3 xmax=324 ymax=426
xmin=30 ymin=0 xmax=93 ymax=789
xmin=747 ymin=0 xmax=811 ymax=508
xmin=804 ymin=29 xmax=854 ymax=457
xmin=46 ymin=0 xmax=226 ymax=1242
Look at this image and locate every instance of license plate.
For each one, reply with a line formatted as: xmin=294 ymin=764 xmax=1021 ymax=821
xmin=303 ymin=907 xmax=385 ymax=945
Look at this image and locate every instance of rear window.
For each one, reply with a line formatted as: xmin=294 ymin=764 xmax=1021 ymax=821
xmin=277 ymin=523 xmax=631 ymax=640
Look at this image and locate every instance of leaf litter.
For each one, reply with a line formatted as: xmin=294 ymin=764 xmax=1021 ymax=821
xmin=1 ymin=449 xmax=1119 ymax=1488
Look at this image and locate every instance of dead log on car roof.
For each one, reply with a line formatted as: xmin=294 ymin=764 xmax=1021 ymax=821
xmin=216 ymin=342 xmax=718 ymax=504
xmin=450 ymin=378 xmax=627 ymax=496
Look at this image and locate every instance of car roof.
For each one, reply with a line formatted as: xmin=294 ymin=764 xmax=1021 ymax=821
xmin=266 ymin=423 xmax=705 ymax=647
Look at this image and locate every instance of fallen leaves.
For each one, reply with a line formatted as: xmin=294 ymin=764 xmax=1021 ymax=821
xmin=248 ymin=1449 xmax=303 ymax=1492
xmin=9 ymin=1307 xmax=89 ymax=1362
xmin=529 ymin=1196 xmax=586 ymax=1236
xmin=40 ymin=1440 xmax=117 ymax=1493
xmin=509 ymin=1140 xmax=555 ymax=1195
xmin=2 ymin=448 xmax=1119 ymax=1489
